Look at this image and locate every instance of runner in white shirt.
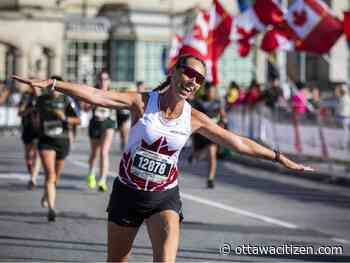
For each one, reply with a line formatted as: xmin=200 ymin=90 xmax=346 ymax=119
xmin=12 ymin=54 xmax=313 ymax=262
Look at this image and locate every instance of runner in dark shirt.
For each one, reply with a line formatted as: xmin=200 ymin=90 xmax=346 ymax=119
xmin=36 ymin=76 xmax=81 ymax=221
xmin=191 ymin=82 xmax=227 ymax=188
xmin=18 ymin=87 xmax=41 ymax=190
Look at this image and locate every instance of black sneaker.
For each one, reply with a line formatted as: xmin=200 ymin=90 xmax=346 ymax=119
xmin=207 ymin=179 xmax=214 ymax=189
xmin=48 ymin=209 xmax=56 ymax=222
xmin=27 ymin=180 xmax=36 ymax=191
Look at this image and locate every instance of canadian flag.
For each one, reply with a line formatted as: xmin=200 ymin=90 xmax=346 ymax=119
xmin=261 ymin=27 xmax=295 ymax=52
xmin=207 ymin=0 xmax=232 ymax=84
xmin=167 ymin=33 xmax=183 ymax=70
xmin=261 ymin=0 xmax=343 ymax=54
xmin=176 ymin=0 xmax=232 ymax=85
xmin=179 ymin=9 xmax=210 ymax=61
xmin=343 ymin=11 xmax=350 ymax=47
xmin=231 ymin=0 xmax=284 ymax=56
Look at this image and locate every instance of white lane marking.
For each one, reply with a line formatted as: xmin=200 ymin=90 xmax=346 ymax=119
xmin=0 ymin=173 xmax=28 ymax=181
xmin=70 ymin=160 xmax=89 ymax=169
xmin=71 ymin=158 xmax=350 ymax=241
xmin=181 ymin=192 xmax=299 ymax=229
xmin=0 ymin=172 xmax=43 ymax=181
xmin=330 ymin=238 xmax=350 ymax=244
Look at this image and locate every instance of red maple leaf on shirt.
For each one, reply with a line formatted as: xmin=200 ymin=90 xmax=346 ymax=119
xmin=141 ymin=137 xmax=177 ymax=156
xmin=293 ymin=9 xmax=307 ymax=26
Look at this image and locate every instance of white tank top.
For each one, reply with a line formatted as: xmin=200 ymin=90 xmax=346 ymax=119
xmin=118 ymin=91 xmax=192 ymax=191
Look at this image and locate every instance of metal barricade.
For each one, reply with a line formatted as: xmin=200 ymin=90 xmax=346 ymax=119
xmin=0 ymin=106 xmax=21 ymax=136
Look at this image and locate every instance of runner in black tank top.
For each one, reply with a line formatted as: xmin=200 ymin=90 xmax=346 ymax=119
xmin=18 ymin=87 xmax=41 ymax=190
xmin=191 ymin=82 xmax=227 ymax=188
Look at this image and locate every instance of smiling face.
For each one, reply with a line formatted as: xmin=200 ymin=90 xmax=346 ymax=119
xmin=170 ymin=57 xmax=206 ymax=100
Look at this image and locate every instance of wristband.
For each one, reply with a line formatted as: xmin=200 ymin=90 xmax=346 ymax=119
xmin=273 ymin=150 xmax=281 ymax=163
xmin=49 ymin=79 xmax=57 ymax=93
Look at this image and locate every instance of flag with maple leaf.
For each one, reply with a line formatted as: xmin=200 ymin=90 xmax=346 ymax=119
xmin=231 ymin=0 xmax=284 ymax=57
xmin=177 ymin=0 xmax=232 ymax=85
xmin=167 ymin=33 xmax=184 ymax=70
xmin=261 ymin=0 xmax=343 ymax=54
xmin=343 ymin=11 xmax=350 ymax=48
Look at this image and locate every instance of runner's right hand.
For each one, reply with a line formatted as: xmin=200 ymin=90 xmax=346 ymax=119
xmin=12 ymin=75 xmax=53 ymax=89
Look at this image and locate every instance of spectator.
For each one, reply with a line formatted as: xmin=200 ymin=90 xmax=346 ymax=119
xmin=136 ymin=81 xmax=145 ymax=92
xmin=0 ymin=80 xmax=11 ymax=105
xmin=335 ymin=83 xmax=350 ymax=150
xmin=259 ymin=77 xmax=283 ymax=146
xmin=291 ymin=81 xmax=308 ymax=153
xmin=244 ymin=79 xmax=262 ymax=139
xmin=225 ymin=81 xmax=245 ymax=134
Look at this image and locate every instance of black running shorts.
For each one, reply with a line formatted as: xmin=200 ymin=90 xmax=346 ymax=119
xmin=38 ymin=136 xmax=70 ymax=160
xmin=88 ymin=118 xmax=115 ymax=139
xmin=116 ymin=110 xmax=130 ymax=129
xmin=107 ymin=178 xmax=183 ymax=227
xmin=21 ymin=130 xmax=38 ymax=145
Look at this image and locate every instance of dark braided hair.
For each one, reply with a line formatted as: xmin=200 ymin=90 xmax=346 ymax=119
xmin=153 ymin=54 xmax=206 ymax=92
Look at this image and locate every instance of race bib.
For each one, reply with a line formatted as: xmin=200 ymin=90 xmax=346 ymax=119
xmin=95 ymin=107 xmax=110 ymax=120
xmin=44 ymin=120 xmax=63 ymax=137
xmin=131 ymin=148 xmax=174 ymax=183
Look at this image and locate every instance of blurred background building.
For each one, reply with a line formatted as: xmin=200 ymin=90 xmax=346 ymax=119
xmin=0 ymin=0 xmax=348 ymax=90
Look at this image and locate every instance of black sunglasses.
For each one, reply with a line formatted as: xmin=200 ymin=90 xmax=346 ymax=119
xmin=180 ymin=65 xmax=205 ymax=85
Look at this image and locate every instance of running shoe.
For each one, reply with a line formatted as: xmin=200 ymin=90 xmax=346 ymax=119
xmin=97 ymin=180 xmax=108 ymax=192
xmin=27 ymin=180 xmax=36 ymax=191
xmin=86 ymin=173 xmax=96 ymax=189
xmin=41 ymin=196 xmax=48 ymax=208
xmin=48 ymin=209 xmax=56 ymax=222
xmin=207 ymin=179 xmax=215 ymax=189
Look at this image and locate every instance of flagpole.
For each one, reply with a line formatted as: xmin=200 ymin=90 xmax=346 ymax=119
xmin=300 ymin=52 xmax=306 ymax=82
xmin=278 ymin=0 xmax=288 ymax=87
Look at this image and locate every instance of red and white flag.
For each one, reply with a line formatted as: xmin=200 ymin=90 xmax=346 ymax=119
xmin=231 ymin=0 xmax=284 ymax=56
xmin=344 ymin=11 xmax=350 ymax=46
xmin=167 ymin=33 xmax=183 ymax=70
xmin=261 ymin=27 xmax=294 ymax=52
xmin=179 ymin=9 xmax=210 ymax=61
xmin=207 ymin=0 xmax=232 ymax=84
xmin=261 ymin=0 xmax=343 ymax=54
xmin=176 ymin=0 xmax=232 ymax=85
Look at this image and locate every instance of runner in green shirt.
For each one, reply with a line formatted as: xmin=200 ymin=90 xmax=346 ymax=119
xmin=86 ymin=71 xmax=115 ymax=192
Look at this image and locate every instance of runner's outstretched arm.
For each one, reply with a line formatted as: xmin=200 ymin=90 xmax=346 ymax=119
xmin=191 ymin=108 xmax=314 ymax=172
xmin=12 ymin=75 xmax=142 ymax=110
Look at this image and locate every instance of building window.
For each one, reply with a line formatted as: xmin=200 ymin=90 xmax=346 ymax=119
xmin=64 ymin=40 xmax=107 ymax=85
xmin=110 ymin=40 xmax=135 ymax=82
xmin=136 ymin=41 xmax=166 ymax=88
xmin=219 ymin=43 xmax=255 ymax=88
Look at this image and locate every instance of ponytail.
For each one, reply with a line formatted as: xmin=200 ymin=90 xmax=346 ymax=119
xmin=153 ymin=75 xmax=171 ymax=93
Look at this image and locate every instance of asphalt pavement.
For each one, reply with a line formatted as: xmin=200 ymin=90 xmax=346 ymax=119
xmin=0 ymin=133 xmax=350 ymax=262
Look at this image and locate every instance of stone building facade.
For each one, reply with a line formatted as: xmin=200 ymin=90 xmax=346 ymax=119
xmin=0 ymin=0 xmax=348 ymax=91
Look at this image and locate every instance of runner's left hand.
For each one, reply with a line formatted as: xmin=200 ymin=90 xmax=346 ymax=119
xmin=279 ymin=155 xmax=314 ymax=171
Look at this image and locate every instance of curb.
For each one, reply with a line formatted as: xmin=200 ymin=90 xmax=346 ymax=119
xmin=223 ymin=152 xmax=350 ymax=187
